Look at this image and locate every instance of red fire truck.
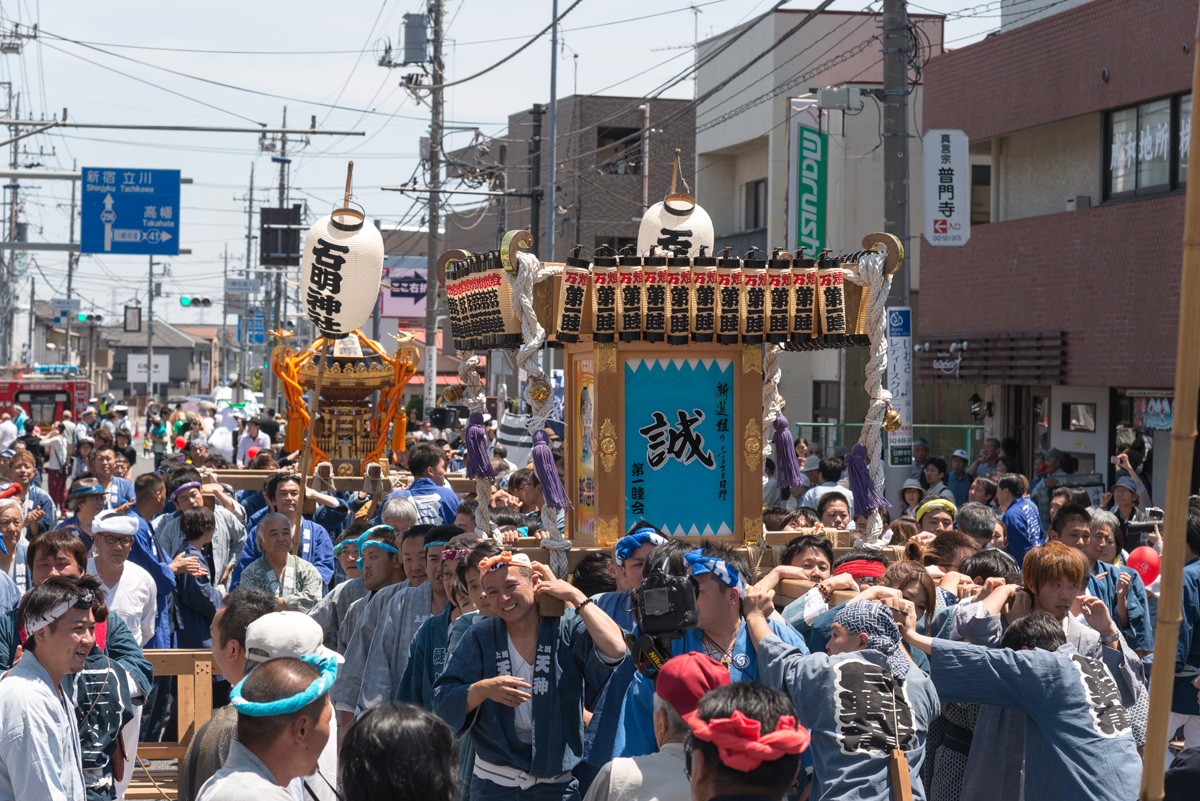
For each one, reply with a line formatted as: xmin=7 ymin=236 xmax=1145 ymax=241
xmin=0 ymin=366 xmax=90 ymax=429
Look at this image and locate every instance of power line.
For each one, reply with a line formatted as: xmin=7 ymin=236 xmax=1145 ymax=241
xmin=36 ymin=40 xmax=265 ymax=125
xmin=431 ymin=0 xmax=587 ymax=89
xmin=22 ymin=24 xmax=500 ymax=125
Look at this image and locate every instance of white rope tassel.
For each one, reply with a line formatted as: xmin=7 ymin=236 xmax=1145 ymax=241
xmin=847 ymin=251 xmax=893 ymax=544
xmin=459 ymin=350 xmax=499 ymax=543
xmin=509 ymin=251 xmax=571 ymax=577
xmin=761 ymin=344 xmax=784 ymax=488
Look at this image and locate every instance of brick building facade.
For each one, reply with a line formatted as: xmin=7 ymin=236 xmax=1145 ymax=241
xmin=919 ymin=0 xmax=1196 ymax=498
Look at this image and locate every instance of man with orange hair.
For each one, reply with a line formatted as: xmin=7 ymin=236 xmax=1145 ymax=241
xmin=933 ymin=540 xmax=1145 ymax=800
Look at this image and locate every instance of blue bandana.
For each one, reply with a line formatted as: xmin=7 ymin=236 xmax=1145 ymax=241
xmin=684 ymin=549 xmax=746 ymax=597
xmin=68 ymin=485 xmax=106 ymax=497
xmin=833 ymin=600 xmax=910 ymax=679
xmin=614 ymin=528 xmax=667 ymax=566
xmin=355 ymin=525 xmax=399 ymax=570
xmin=230 ymin=653 xmax=338 ymax=717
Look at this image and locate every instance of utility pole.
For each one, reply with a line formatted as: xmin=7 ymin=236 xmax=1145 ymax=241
xmin=529 ymin=104 xmax=543 ymax=254
xmin=544 ymin=0 xmax=559 ymax=264
xmin=3 ymin=86 xmax=18 ymax=364
xmin=882 ymin=0 xmax=909 ymax=307
xmin=269 ymin=107 xmax=290 ymax=410
xmin=881 ymin=0 xmax=912 ymax=497
xmin=542 ymin=2 xmax=560 ymax=380
xmin=64 ymin=174 xmax=77 ymax=365
xmin=147 ymin=255 xmax=155 ymax=402
xmin=26 ymin=278 xmax=32 ymax=364
xmin=222 ymin=245 xmax=229 ymax=386
xmin=243 ymin=162 xmax=255 ymax=382
xmin=422 ymin=0 xmax=444 ymax=419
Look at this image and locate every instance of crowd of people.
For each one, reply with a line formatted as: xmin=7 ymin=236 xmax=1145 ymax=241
xmin=0 ymin=396 xmax=1196 ymax=801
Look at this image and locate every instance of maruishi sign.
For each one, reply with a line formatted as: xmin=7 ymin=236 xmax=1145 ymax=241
xmin=788 ymin=99 xmax=826 ymax=255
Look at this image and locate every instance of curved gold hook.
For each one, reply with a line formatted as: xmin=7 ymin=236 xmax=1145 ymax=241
xmin=501 ymin=229 xmax=533 ymax=275
xmin=435 ymin=249 xmax=472 ymax=286
xmin=861 ymin=232 xmax=904 ymax=275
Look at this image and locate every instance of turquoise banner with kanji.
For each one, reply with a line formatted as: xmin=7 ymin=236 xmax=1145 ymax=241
xmin=623 ymin=357 xmax=734 ymax=538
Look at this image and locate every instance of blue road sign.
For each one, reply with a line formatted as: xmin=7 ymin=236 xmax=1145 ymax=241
xmin=242 ymin=309 xmax=266 ymax=345
xmin=80 ymin=168 xmax=180 ymax=255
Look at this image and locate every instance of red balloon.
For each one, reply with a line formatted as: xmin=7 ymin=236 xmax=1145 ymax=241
xmin=247 ymin=446 xmax=260 ymax=461
xmin=1127 ymin=546 xmax=1160 ymax=586
xmin=175 ymin=435 xmax=188 ymax=450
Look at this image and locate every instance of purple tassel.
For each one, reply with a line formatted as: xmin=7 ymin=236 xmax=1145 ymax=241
xmin=846 ymin=443 xmax=891 ymax=517
xmin=532 ymin=430 xmax=571 ymax=509
xmin=772 ymin=415 xmax=803 ymax=490
xmin=464 ymin=412 xmax=495 ymax=480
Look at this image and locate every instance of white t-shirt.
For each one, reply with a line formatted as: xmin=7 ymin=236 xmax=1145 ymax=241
xmin=506 ymin=632 xmax=535 ymax=744
xmin=87 ymin=557 xmax=158 ymax=647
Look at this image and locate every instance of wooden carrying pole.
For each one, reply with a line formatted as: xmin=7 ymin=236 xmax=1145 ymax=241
xmin=293 ymin=161 xmax=353 ymax=553
xmin=1140 ymin=15 xmax=1200 ymax=799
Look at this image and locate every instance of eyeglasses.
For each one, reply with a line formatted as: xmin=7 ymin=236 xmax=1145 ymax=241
xmin=97 ymin=533 xmax=134 ymax=547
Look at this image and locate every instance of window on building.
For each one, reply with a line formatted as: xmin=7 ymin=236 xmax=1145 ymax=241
xmin=971 ymin=164 xmax=991 ymax=225
xmin=594 ymin=235 xmax=637 ymax=255
xmin=1105 ymin=92 xmax=1191 ymax=199
xmin=744 ymin=179 xmax=767 ymax=231
xmin=810 ymin=380 xmax=840 ymax=455
xmin=596 ymin=127 xmax=641 ymax=175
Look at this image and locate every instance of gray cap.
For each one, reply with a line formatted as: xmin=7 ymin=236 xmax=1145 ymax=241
xmin=801 ymin=455 xmax=821 ymax=471
xmin=1113 ymin=476 xmax=1139 ymax=494
xmin=913 ymin=437 xmax=929 ymax=447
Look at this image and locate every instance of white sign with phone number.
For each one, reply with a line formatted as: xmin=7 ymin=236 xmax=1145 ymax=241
xmin=923 ymin=128 xmax=971 ymax=247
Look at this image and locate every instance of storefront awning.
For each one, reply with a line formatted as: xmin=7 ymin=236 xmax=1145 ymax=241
xmin=914 ymin=331 xmax=1066 ymax=385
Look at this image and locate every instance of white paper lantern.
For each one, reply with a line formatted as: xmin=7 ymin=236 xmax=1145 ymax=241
xmin=636 ymin=192 xmax=715 ymax=257
xmin=300 ymin=207 xmax=385 ymax=339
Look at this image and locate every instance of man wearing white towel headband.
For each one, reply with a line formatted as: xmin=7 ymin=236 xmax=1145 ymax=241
xmin=0 ymin=574 xmax=98 ymax=801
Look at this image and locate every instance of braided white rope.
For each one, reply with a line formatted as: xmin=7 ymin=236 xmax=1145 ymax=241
xmin=458 ymin=350 xmax=499 ymax=542
xmin=508 ymin=251 xmax=571 ymax=577
xmin=841 ymin=251 xmax=893 ymax=544
xmin=761 ymin=344 xmax=784 ymax=488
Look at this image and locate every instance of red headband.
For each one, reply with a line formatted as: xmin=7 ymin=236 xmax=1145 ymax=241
xmin=684 ymin=709 xmax=810 ymax=771
xmin=834 ymin=559 xmax=887 ymax=579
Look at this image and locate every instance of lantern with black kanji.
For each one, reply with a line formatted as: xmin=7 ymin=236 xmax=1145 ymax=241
xmin=300 ymin=206 xmax=385 ymax=339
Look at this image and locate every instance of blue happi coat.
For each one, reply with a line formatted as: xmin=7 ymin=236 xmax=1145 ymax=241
xmin=1088 ymin=562 xmax=1152 ymax=652
xmin=612 ymin=617 xmax=809 ymax=759
xmin=397 ymin=603 xmax=454 ymax=710
xmin=1173 ymin=555 xmax=1200 ymax=714
xmin=931 ymin=639 xmax=1141 ymax=801
xmin=432 ymin=611 xmax=625 ymax=780
xmin=758 ymin=635 xmax=940 ymax=801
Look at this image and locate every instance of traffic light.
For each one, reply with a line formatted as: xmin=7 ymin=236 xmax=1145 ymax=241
xmin=76 ymin=313 xmax=103 ymax=323
xmin=180 ymin=296 xmax=213 ymax=308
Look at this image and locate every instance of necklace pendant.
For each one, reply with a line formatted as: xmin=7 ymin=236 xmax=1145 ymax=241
xmin=721 ymin=656 xmax=731 ymax=667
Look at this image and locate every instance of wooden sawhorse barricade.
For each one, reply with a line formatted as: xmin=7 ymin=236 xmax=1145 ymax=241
xmin=126 ymin=649 xmax=214 ymax=801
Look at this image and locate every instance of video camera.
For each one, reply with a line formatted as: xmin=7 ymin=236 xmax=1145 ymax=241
xmin=627 ymin=560 xmax=698 ymax=680
xmin=1125 ymin=507 xmax=1164 ymax=550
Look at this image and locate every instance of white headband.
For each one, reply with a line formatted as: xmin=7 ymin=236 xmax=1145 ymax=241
xmin=24 ymin=589 xmax=94 ymax=636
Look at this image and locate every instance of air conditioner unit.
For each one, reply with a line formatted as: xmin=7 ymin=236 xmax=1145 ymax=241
xmin=93 ymin=349 xmax=113 ymax=369
xmin=1065 ymin=196 xmax=1092 ymax=211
